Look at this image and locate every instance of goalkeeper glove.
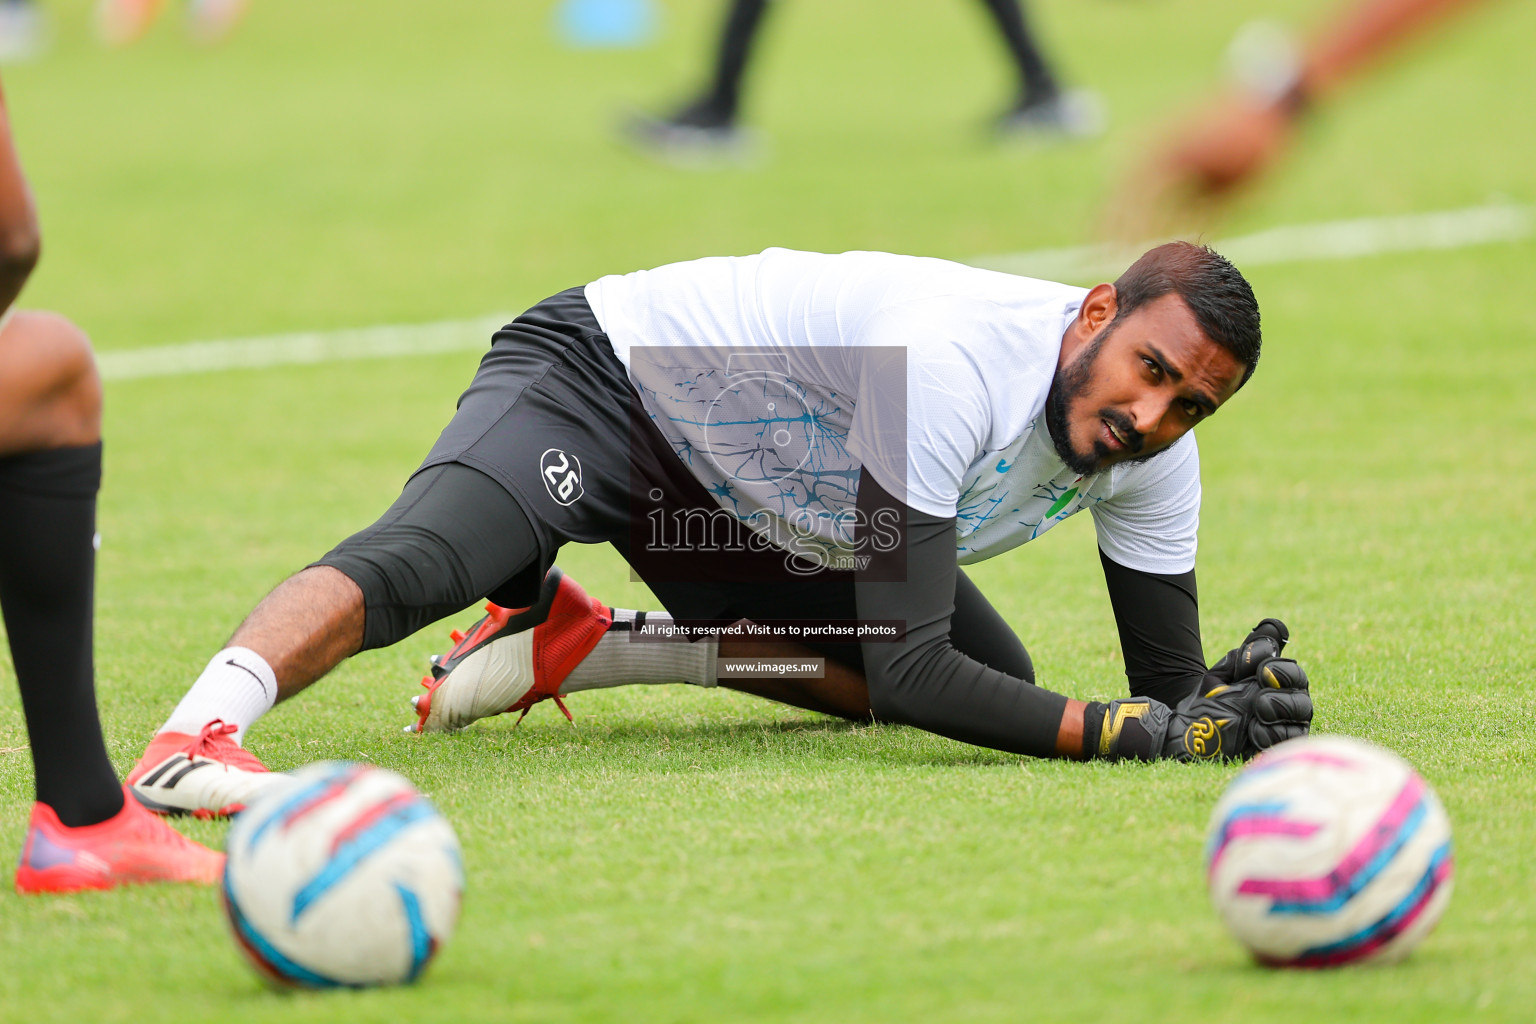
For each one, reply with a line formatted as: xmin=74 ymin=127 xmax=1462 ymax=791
xmin=1093 ymin=618 xmax=1313 ymax=762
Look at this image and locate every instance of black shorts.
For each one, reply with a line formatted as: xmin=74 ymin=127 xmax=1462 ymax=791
xmin=315 ymin=289 xmax=1029 ymax=680
xmin=318 ymin=290 xmax=864 ymax=640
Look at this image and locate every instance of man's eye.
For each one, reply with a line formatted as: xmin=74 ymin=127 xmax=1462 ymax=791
xmin=1182 ymin=400 xmax=1202 ymax=418
xmin=1142 ymin=356 xmax=1161 ymax=377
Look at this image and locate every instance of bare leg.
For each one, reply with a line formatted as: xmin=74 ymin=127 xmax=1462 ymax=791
xmin=227 ymin=565 xmax=365 ymax=701
xmin=131 ymin=554 xmax=371 ymax=817
xmin=0 ymin=311 xmax=102 ymax=455
xmin=715 ymin=638 xmax=873 ymax=720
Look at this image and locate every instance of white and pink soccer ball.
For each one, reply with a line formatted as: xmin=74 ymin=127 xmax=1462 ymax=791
xmin=1205 ymin=735 xmax=1454 ymax=967
xmin=222 ymin=762 xmax=464 ymax=988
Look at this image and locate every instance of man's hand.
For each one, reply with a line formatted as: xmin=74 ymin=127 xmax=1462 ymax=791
xmin=1096 ymin=619 xmax=1314 ymax=761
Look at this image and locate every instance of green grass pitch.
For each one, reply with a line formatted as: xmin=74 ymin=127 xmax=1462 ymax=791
xmin=1 ymin=1 xmax=1533 ymax=1020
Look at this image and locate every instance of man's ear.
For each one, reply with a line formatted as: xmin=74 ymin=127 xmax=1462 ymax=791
xmin=1060 ymin=283 xmax=1120 ymax=367
xmin=1080 ymin=283 xmax=1119 ymax=334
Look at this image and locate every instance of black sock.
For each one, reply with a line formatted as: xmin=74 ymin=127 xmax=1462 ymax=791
xmin=976 ymin=0 xmax=1060 ymax=104
xmin=685 ymin=0 xmax=772 ymax=125
xmin=0 ymin=443 xmax=124 ymax=828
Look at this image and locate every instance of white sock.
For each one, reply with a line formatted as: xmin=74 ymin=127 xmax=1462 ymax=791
xmin=561 ymin=610 xmax=717 ymax=693
xmin=159 ymin=646 xmax=278 ymax=745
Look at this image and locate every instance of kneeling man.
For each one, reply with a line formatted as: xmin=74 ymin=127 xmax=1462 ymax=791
xmin=130 ymin=242 xmax=1313 ymax=817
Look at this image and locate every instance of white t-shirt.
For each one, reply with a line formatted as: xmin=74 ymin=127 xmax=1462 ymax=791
xmin=585 ymin=248 xmax=1201 ymax=575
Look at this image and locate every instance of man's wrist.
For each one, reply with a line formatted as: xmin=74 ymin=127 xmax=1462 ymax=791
xmin=1055 ymin=699 xmax=1088 ymax=759
xmin=1057 ymin=700 xmax=1133 ymax=761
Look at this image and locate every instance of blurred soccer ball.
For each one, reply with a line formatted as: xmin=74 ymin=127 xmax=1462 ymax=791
xmin=222 ymin=761 xmax=464 ymax=988
xmin=1206 ymin=735 xmax=1453 ymax=967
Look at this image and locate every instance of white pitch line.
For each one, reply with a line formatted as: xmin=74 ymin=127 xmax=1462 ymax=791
xmin=100 ymin=202 xmax=1531 ymax=383
xmin=98 ymin=314 xmax=514 ymax=382
xmin=970 ymin=201 xmax=1531 ymax=282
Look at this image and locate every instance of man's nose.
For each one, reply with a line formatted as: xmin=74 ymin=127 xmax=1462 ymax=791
xmin=1127 ymin=396 xmax=1167 ymax=437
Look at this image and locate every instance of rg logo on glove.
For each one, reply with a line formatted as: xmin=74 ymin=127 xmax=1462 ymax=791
xmin=1184 ymin=716 xmax=1228 ymax=760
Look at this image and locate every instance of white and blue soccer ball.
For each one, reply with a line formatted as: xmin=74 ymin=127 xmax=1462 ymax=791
xmin=222 ymin=761 xmax=464 ymax=988
xmin=1206 ymin=735 xmax=1454 ymax=967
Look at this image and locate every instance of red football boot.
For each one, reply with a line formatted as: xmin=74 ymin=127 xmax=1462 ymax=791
xmin=15 ymin=785 xmax=224 ymax=894
xmin=407 ymin=567 xmax=611 ymax=733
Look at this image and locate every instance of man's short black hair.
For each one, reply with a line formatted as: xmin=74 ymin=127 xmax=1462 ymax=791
xmin=1112 ymin=242 xmax=1261 ymax=387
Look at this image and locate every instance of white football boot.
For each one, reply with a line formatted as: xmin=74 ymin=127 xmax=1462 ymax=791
xmin=407 ymin=567 xmax=611 ymax=734
xmin=127 ymin=720 xmax=285 ymax=818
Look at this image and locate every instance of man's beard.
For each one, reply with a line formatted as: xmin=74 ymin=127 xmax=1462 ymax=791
xmin=1044 ymin=325 xmax=1160 ymax=476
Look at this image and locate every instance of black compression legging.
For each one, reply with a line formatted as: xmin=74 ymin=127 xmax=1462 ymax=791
xmin=314 ymin=463 xmax=549 ymax=651
xmin=314 ymin=462 xmax=1034 ymax=687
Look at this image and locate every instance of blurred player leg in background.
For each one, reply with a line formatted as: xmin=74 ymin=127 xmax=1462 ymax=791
xmin=626 ymin=0 xmax=770 ymax=163
xmin=979 ymin=0 xmax=1100 ymax=139
xmin=626 ymin=0 xmax=1099 ymax=164
xmin=1106 ymin=0 xmax=1491 ymax=238
xmin=0 ymin=77 xmax=222 ymax=894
